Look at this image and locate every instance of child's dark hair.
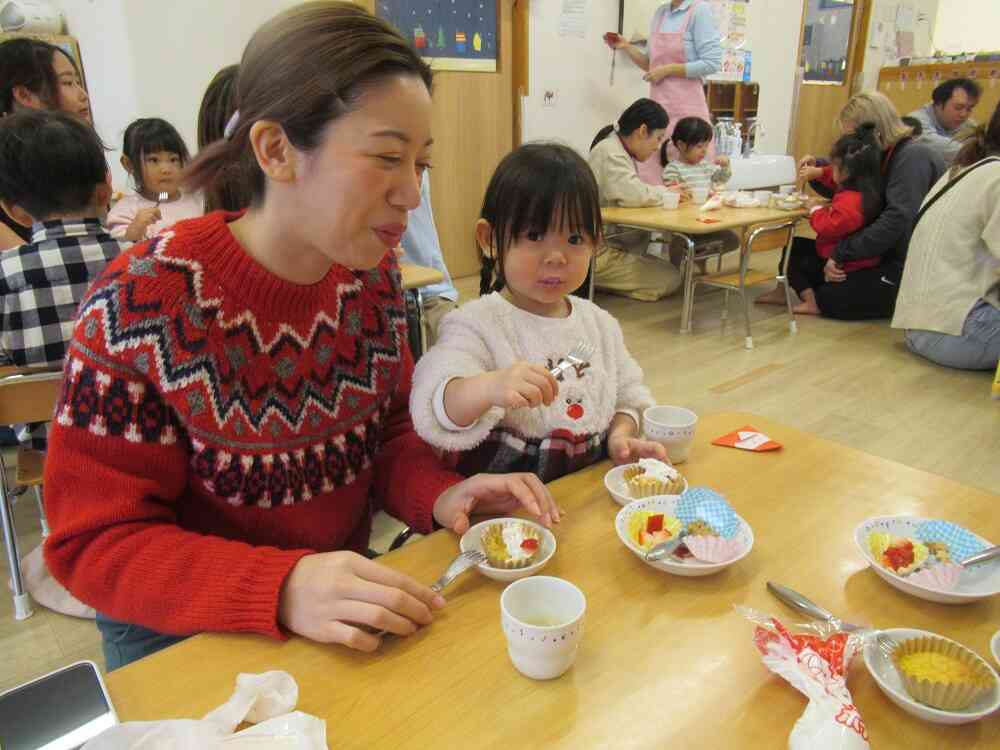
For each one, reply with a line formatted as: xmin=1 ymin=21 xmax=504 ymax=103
xmin=900 ymin=116 xmax=923 ymax=137
xmin=197 ymin=64 xmax=251 ymax=212
xmin=590 ymin=98 xmax=668 ymax=151
xmin=122 ymin=118 xmax=191 ymax=194
xmin=479 ymin=143 xmax=602 ymax=296
xmin=0 ymin=38 xmax=80 ymax=116
xmin=663 ymin=117 xmax=714 ymax=166
xmin=953 ymin=100 xmax=1000 ymax=172
xmin=830 ymin=122 xmax=883 ymax=223
xmin=186 ymin=2 xmax=433 ymax=207
xmin=0 ymin=110 xmax=107 ymax=220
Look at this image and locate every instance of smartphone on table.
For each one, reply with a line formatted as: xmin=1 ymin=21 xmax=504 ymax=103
xmin=0 ymin=661 xmax=118 ymax=749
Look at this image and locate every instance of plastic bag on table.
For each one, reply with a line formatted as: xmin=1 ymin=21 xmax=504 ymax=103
xmin=83 ymin=671 xmax=327 ymax=749
xmin=738 ymin=606 xmax=871 ymax=750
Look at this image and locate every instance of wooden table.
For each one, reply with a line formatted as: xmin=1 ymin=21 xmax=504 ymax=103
xmin=105 ymin=413 xmax=1000 ymax=749
xmin=602 ymin=204 xmax=809 ymax=333
xmin=399 ymin=263 xmax=445 ymax=358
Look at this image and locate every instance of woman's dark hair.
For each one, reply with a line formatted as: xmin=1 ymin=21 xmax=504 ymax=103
xmin=122 ymin=117 xmax=191 ymax=194
xmin=671 ymin=117 xmax=713 ymax=147
xmin=0 ymin=110 xmax=107 ymax=220
xmin=185 ymin=1 xmax=433 ymax=207
xmin=590 ymin=98 xmax=668 ymax=151
xmin=829 ymin=122 xmax=883 ymax=223
xmin=953 ymin=100 xmax=1000 ymax=172
xmin=0 ymin=38 xmax=79 ymax=115
xmin=479 ymin=142 xmax=602 ymax=296
xmin=196 ymin=64 xmax=250 ymax=212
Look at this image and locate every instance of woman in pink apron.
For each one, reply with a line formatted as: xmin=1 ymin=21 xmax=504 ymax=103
xmin=608 ymin=1 xmax=722 ymax=185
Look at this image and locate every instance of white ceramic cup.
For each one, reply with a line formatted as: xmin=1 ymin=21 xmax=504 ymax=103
xmin=691 ymin=187 xmax=710 ymax=205
xmin=779 ymin=184 xmax=795 ymax=195
xmin=662 ymin=190 xmax=681 ymax=210
xmin=642 ymin=405 xmax=698 ymax=464
xmin=753 ymin=190 xmax=772 ymax=205
xmin=500 ymin=576 xmax=586 ymax=680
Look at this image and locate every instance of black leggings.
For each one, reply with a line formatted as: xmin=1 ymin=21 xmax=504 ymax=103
xmin=784 ymin=237 xmax=899 ymax=321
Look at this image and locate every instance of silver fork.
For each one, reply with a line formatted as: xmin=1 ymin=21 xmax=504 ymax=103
xmin=549 ymin=340 xmax=595 ymax=378
xmin=374 ymin=550 xmax=486 ymax=638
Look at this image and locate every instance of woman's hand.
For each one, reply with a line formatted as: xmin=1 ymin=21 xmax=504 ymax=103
xmin=278 ymin=551 xmax=445 ymax=652
xmin=824 ymin=258 xmax=847 ymax=283
xmin=644 ymin=64 xmax=684 ymax=83
xmin=433 ymin=472 xmax=561 ymax=534
xmin=604 ymin=32 xmax=628 ymax=50
xmin=608 ymin=435 xmax=668 ymax=465
xmin=483 ymin=362 xmax=560 ymax=410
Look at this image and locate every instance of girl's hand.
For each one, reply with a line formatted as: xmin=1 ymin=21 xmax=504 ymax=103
xmin=799 ymin=165 xmax=824 ymax=183
xmin=797 ymin=155 xmax=817 ymax=171
xmin=823 ymin=258 xmax=847 ymax=283
xmin=643 ymin=64 xmax=682 ymax=83
xmin=806 ymin=196 xmax=827 ymax=210
xmin=433 ymin=472 xmax=561 ymax=534
xmin=714 ymin=155 xmax=730 ymax=168
xmin=484 ymin=362 xmax=559 ymax=410
xmin=125 ymin=207 xmax=162 ymax=241
xmin=278 ymin=551 xmax=445 ymax=652
xmin=666 ymin=182 xmax=692 ymax=201
xmin=608 ymin=435 xmax=668 ymax=465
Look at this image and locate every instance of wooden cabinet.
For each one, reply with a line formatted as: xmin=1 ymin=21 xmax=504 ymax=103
xmin=705 ymin=81 xmax=759 ymax=130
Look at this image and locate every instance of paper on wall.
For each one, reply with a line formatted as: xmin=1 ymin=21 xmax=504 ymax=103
xmin=558 ymin=0 xmax=587 ymax=39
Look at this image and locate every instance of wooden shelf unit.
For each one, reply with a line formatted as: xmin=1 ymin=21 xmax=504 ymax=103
xmin=705 ymin=81 xmax=759 ymax=131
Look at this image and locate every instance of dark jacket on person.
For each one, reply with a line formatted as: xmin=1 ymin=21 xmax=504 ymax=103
xmin=810 ymin=137 xmax=945 ymax=283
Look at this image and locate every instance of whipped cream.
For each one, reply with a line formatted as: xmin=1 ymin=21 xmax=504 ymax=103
xmin=637 ymin=458 xmax=679 ymax=483
xmin=502 ymin=524 xmax=535 ymax=562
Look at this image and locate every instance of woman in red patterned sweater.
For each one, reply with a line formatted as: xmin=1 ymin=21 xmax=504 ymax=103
xmin=42 ymin=1 xmax=558 ymax=670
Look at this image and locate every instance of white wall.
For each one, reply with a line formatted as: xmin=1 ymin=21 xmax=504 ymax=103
xmin=54 ymin=0 xmax=300 ymax=190
xmin=861 ymin=0 xmax=938 ymax=91
xmin=933 ymin=0 xmax=1000 ymax=55
xmin=522 ymin=0 xmax=803 ymax=158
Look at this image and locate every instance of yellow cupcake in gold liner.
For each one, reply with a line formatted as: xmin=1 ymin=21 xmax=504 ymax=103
xmin=892 ymin=635 xmax=997 ymax=711
xmin=627 ymin=511 xmax=683 ymax=550
xmin=481 ymin=522 xmax=542 ymax=569
xmin=623 ymin=458 xmax=685 ymax=498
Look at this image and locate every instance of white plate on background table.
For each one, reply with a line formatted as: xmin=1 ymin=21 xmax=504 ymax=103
xmin=854 ymin=516 xmax=1000 ymax=605
xmin=603 ymin=463 xmax=688 ymax=507
xmin=863 ymin=627 xmax=1000 ymax=725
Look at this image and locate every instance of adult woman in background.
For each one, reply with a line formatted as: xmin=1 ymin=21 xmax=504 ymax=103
xmin=892 ymin=101 xmax=1000 ymax=370
xmin=605 ymin=0 xmax=721 ymax=185
xmin=759 ymin=92 xmax=945 ymax=320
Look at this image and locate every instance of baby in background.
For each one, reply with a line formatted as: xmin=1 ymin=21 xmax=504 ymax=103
xmin=107 ymin=117 xmax=203 ymax=241
xmin=410 ymin=142 xmax=668 ymax=484
xmin=661 ymin=116 xmax=731 ymax=198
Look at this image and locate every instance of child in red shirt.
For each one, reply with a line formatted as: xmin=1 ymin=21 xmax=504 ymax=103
xmin=790 ymin=124 xmax=883 ymax=314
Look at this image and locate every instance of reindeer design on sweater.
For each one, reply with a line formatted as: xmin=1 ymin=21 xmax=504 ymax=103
xmin=545 ymin=356 xmax=593 ymax=442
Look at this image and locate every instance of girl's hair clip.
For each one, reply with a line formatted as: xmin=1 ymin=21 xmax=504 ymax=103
xmin=223 ymin=110 xmax=240 ymax=141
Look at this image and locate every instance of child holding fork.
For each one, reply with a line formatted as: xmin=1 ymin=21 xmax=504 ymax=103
xmin=411 ymin=143 xmax=667 ymax=482
xmin=108 ymin=117 xmax=203 ymax=241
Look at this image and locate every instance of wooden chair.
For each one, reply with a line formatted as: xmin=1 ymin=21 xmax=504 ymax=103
xmin=690 ymin=221 xmax=798 ymax=350
xmin=0 ymin=368 xmax=64 ymax=620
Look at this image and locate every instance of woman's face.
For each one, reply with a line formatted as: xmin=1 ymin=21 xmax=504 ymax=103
xmin=282 ymin=74 xmax=432 ymax=271
xmin=626 ymin=124 xmax=666 ymax=162
xmin=51 ymin=51 xmax=91 ymax=123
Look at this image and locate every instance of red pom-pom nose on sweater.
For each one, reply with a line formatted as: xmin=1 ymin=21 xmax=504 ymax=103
xmin=566 ymin=403 xmax=584 ymax=420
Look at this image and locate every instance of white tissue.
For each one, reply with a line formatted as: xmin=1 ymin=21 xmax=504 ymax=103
xmin=83 ymin=671 xmax=326 ymax=750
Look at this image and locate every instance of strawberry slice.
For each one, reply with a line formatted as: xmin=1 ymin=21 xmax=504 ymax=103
xmin=646 ymin=514 xmax=665 ymax=533
xmin=520 ymin=538 xmax=540 ymax=552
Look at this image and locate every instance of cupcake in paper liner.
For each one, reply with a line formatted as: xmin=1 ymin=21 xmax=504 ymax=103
xmin=481 ymin=522 xmax=542 ymax=569
xmin=623 ymin=458 xmax=685 ymax=497
xmin=915 ymin=520 xmax=987 ymax=563
xmin=685 ymin=534 xmax=744 ymax=563
xmin=908 ymin=562 xmax=963 ymax=591
xmin=628 ymin=511 xmax=682 ymax=550
xmin=892 ymin=635 xmax=997 ymax=711
xmin=676 ymin=488 xmax=739 ymax=539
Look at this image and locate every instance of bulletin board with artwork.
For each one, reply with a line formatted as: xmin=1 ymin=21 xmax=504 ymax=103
xmin=376 ymin=0 xmax=498 ymax=72
xmin=0 ymin=32 xmax=87 ymax=91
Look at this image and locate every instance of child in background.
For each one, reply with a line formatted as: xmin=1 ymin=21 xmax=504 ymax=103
xmin=0 ymin=110 xmax=127 ymax=450
xmin=411 ymin=143 xmax=668 ymax=483
xmin=108 ymin=118 xmax=202 ymax=241
xmin=790 ymin=124 xmax=884 ymax=315
xmin=660 ymin=116 xmax=739 ymax=269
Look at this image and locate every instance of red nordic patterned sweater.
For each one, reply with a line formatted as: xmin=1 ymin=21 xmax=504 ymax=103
xmin=42 ymin=211 xmax=462 ymax=639
xmin=810 ymin=166 xmax=880 ymax=273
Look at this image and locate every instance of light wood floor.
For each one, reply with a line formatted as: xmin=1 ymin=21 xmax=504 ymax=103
xmin=3 ymin=252 xmax=998 ymax=694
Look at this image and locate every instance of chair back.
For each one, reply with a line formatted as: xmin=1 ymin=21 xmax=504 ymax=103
xmin=0 ymin=369 xmax=64 ymax=425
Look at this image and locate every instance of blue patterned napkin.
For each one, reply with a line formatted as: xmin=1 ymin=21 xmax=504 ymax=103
xmin=916 ymin=520 xmax=986 ymax=562
xmin=676 ymin=487 xmax=739 ymax=539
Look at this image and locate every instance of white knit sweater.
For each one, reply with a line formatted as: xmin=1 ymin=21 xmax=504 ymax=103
xmin=410 ymin=293 xmax=655 ymax=481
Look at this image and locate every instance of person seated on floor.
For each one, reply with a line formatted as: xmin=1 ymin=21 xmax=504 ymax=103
xmin=907 ymin=78 xmax=981 ymax=166
xmin=399 ymin=170 xmax=459 ymax=347
xmin=0 ymin=110 xmax=128 ymax=450
xmin=588 ymin=98 xmax=683 ymax=301
xmin=892 ymin=100 xmax=1000 ymax=370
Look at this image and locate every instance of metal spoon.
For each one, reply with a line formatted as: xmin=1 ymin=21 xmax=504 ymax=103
xmin=960 ymin=545 xmax=1000 ymax=568
xmin=645 ymin=532 xmax=687 ymax=562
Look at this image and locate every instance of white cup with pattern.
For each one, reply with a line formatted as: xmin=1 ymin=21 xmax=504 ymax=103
xmin=500 ymin=576 xmax=586 ymax=680
xmin=643 ymin=405 xmax=698 ymax=464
